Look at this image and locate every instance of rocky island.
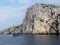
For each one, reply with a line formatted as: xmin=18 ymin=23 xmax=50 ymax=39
xmin=0 ymin=4 xmax=60 ymax=35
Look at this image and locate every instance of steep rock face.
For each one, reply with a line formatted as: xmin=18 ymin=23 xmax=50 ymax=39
xmin=23 ymin=4 xmax=60 ymax=34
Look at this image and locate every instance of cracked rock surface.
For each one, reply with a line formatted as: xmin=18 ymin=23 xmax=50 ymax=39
xmin=23 ymin=4 xmax=60 ymax=34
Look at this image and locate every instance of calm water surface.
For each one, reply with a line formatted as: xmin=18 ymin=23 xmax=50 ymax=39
xmin=0 ymin=35 xmax=60 ymax=45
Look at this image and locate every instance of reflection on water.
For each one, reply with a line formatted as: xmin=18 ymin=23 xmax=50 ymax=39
xmin=0 ymin=35 xmax=60 ymax=45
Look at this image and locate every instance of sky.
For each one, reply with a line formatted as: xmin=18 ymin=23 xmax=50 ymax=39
xmin=0 ymin=0 xmax=60 ymax=30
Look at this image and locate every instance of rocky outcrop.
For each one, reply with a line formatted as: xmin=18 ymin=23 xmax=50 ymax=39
xmin=23 ymin=4 xmax=60 ymax=34
xmin=0 ymin=24 xmax=23 ymax=35
xmin=1 ymin=4 xmax=60 ymax=35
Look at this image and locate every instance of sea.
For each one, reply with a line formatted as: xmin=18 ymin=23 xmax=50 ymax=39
xmin=0 ymin=35 xmax=60 ymax=45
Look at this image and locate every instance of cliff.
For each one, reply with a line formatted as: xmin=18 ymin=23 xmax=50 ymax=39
xmin=1 ymin=4 xmax=60 ymax=35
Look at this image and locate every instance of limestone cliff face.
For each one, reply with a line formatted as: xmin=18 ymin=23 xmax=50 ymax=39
xmin=23 ymin=4 xmax=60 ymax=34
xmin=1 ymin=4 xmax=60 ymax=34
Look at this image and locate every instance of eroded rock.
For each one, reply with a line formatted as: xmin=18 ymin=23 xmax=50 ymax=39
xmin=23 ymin=4 xmax=60 ymax=34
